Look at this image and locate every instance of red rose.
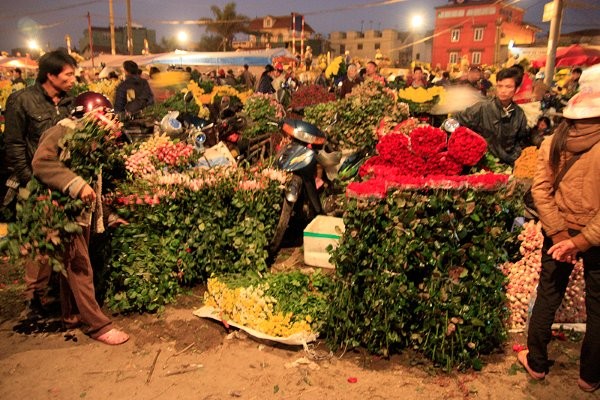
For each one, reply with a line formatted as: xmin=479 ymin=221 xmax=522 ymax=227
xmin=447 ymin=127 xmax=488 ymax=166
xmin=409 ymin=126 xmax=447 ymax=158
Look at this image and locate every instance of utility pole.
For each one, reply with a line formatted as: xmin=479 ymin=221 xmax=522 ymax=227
xmin=65 ymin=34 xmax=72 ymax=54
xmin=544 ymin=0 xmax=564 ymax=87
xmin=301 ymin=15 xmax=305 ymax=61
xmin=87 ymin=12 xmax=95 ymax=69
xmin=109 ymin=0 xmax=116 ymax=55
xmin=291 ymin=13 xmax=296 ymax=58
xmin=126 ymin=0 xmax=133 ymax=55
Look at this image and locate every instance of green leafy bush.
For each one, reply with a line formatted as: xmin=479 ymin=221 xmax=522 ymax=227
xmin=104 ymin=167 xmax=287 ymax=312
xmin=325 ymin=187 xmax=522 ymax=370
xmin=242 ymin=93 xmax=284 ymax=139
xmin=304 ymin=80 xmax=409 ymax=150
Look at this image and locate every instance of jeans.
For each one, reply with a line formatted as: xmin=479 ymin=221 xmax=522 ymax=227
xmin=527 ymin=231 xmax=600 ymax=383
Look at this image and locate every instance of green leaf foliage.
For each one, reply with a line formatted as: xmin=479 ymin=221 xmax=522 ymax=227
xmin=104 ymin=167 xmax=285 ymax=312
xmin=304 ymin=79 xmax=410 ymax=150
xmin=325 ymin=188 xmax=521 ymax=370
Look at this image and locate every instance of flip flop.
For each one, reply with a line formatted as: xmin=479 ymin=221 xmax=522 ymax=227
xmin=578 ymin=378 xmax=600 ymax=392
xmin=517 ymin=350 xmax=545 ymax=380
xmin=95 ymin=328 xmax=129 ymax=345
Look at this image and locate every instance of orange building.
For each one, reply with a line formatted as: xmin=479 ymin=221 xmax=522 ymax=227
xmin=432 ymin=0 xmax=539 ymax=69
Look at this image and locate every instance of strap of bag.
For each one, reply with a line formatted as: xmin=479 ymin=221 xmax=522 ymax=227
xmin=553 ymin=152 xmax=584 ymax=192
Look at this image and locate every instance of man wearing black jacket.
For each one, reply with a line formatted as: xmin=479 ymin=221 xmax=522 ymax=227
xmin=3 ymin=50 xmax=77 ymax=316
xmin=114 ymin=60 xmax=154 ymax=115
xmin=454 ymin=67 xmax=529 ymax=165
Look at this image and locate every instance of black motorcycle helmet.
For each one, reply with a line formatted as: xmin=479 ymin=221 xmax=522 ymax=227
xmin=72 ymin=91 xmax=113 ymax=117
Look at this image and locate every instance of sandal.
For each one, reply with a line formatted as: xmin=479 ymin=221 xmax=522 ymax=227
xmin=578 ymin=378 xmax=600 ymax=392
xmin=95 ymin=328 xmax=129 ymax=345
xmin=517 ymin=350 xmax=545 ymax=380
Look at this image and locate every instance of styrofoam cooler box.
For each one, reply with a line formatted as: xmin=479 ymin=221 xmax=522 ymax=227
xmin=303 ymin=215 xmax=345 ymax=269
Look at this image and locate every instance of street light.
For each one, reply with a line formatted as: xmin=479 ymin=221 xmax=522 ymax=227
xmin=177 ymin=31 xmax=189 ymax=49
xmin=411 ymin=15 xmax=424 ymax=30
xmin=409 ymin=14 xmax=425 ymax=67
xmin=27 ymin=39 xmax=39 ymax=51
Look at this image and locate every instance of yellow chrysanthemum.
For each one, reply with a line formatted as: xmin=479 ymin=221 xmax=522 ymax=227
xmin=325 ymin=56 xmax=343 ymax=79
xmin=203 ymin=277 xmax=314 ymax=338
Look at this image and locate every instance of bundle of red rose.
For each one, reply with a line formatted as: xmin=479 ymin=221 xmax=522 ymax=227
xmin=348 ymin=124 xmax=509 ymax=197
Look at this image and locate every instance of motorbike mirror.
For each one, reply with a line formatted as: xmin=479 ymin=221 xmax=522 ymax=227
xmin=183 ymin=91 xmax=194 ymax=103
xmin=441 ymin=118 xmax=460 ymax=133
xmin=201 ymin=122 xmax=215 ymax=131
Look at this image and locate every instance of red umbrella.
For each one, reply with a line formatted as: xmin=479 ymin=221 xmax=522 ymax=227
xmin=533 ymin=44 xmax=600 ymax=68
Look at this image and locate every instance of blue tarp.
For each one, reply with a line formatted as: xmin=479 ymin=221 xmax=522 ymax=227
xmin=148 ymin=48 xmax=295 ymax=67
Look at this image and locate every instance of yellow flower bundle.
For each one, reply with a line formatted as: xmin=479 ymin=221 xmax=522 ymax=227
xmin=204 ymin=277 xmax=313 ymax=337
xmin=398 ymin=86 xmax=445 ymax=104
xmin=513 ymin=146 xmax=538 ymax=179
xmin=325 ymin=56 xmax=343 ymax=79
xmin=89 ymin=79 xmax=119 ymax=104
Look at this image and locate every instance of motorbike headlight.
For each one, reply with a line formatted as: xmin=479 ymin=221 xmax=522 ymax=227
xmin=293 ymin=128 xmax=326 ymax=145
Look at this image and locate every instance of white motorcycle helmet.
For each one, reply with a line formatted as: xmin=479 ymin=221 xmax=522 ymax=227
xmin=160 ymin=111 xmax=183 ymax=135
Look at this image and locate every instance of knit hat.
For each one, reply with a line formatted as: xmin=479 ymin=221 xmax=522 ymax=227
xmin=562 ymin=64 xmax=600 ymax=119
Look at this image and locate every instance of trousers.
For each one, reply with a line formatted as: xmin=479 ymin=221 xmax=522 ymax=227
xmin=23 ymin=258 xmax=52 ymax=301
xmin=527 ymin=232 xmax=600 ymax=383
xmin=61 ymin=226 xmax=112 ymax=338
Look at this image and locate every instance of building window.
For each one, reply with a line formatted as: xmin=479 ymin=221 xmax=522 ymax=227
xmin=416 ymin=52 xmax=421 ymax=61
xmin=451 ymin=29 xmax=460 ymax=42
xmin=438 ymin=10 xmax=465 ymax=18
xmin=472 ymin=51 xmax=482 ymax=65
xmin=374 ymin=43 xmax=381 ymax=50
xmin=474 ymin=27 xmax=484 ymax=41
xmin=466 ymin=7 xmax=495 ymax=17
xmin=340 ymin=44 xmax=346 ymax=54
xmin=357 ymin=43 xmax=363 ymax=50
xmin=277 ymin=33 xmax=283 ymax=43
xmin=449 ymin=52 xmax=459 ymax=64
xmin=263 ymin=17 xmax=273 ymax=28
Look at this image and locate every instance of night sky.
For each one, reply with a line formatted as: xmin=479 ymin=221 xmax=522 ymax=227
xmin=0 ymin=0 xmax=598 ymax=52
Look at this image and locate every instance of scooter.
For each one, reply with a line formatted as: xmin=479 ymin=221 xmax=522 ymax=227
xmin=268 ymin=117 xmax=366 ymax=255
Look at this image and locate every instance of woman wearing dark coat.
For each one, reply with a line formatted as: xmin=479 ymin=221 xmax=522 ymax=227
xmin=256 ymin=65 xmax=276 ymax=94
xmin=518 ymin=66 xmax=600 ymax=393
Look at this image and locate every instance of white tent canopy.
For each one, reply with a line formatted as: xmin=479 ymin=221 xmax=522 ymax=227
xmin=79 ymin=48 xmax=295 ymax=69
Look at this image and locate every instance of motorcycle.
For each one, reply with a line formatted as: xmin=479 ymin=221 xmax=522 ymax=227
xmin=268 ymin=117 xmax=366 ymax=255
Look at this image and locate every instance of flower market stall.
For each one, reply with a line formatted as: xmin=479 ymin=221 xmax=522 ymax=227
xmin=0 ymin=73 xmax=588 ymax=371
xmin=0 ymin=110 xmax=291 ymax=314
xmin=321 ymin=119 xmax=521 ymax=370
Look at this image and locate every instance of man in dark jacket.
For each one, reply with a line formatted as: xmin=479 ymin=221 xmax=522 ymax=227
xmin=3 ymin=50 xmax=77 ymax=316
xmin=114 ymin=60 xmax=154 ymax=114
xmin=11 ymin=68 xmax=27 ymax=85
xmin=454 ymin=67 xmax=529 ymax=165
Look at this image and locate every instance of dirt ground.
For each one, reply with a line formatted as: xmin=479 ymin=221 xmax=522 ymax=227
xmin=0 ymin=248 xmax=597 ymax=400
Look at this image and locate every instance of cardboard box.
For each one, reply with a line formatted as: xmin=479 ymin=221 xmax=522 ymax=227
xmin=303 ymin=215 xmax=345 ymax=269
